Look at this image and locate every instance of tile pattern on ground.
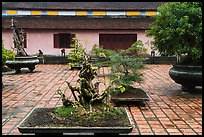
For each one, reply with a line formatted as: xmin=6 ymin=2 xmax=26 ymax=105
xmin=2 ymin=64 xmax=202 ymax=135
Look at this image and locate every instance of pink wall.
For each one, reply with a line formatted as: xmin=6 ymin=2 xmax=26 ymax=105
xmin=2 ymin=29 xmax=155 ymax=56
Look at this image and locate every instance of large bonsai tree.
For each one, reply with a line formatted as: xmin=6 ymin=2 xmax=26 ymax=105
xmin=11 ymin=18 xmax=28 ymax=57
xmin=146 ymin=2 xmax=202 ymax=65
xmin=58 ymin=52 xmax=110 ymax=107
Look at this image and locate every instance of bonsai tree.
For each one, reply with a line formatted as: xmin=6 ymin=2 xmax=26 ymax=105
xmin=128 ymin=40 xmax=147 ymax=55
xmin=4 ymin=19 xmax=39 ymax=73
xmin=90 ymin=44 xmax=114 ymax=61
xmin=146 ymin=2 xmax=202 ymax=65
xmin=11 ymin=18 xmax=28 ymax=57
xmin=108 ymin=40 xmax=147 ymax=94
xmin=54 ymin=52 xmax=132 ymax=130
xmin=59 ymin=53 xmax=110 ymax=107
xmin=92 ymin=40 xmax=147 ymax=95
xmin=2 ymin=40 xmax=15 ymax=69
xmin=67 ymin=37 xmax=86 ymax=69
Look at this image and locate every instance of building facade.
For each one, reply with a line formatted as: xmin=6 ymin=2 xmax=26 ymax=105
xmin=2 ymin=2 xmax=165 ymax=56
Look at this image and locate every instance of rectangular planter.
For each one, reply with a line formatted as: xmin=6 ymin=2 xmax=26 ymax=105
xmin=111 ymin=87 xmax=150 ymax=104
xmin=18 ymin=107 xmax=133 ymax=135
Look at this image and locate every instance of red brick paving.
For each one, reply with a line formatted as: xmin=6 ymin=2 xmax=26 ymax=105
xmin=2 ymin=64 xmax=202 ymax=135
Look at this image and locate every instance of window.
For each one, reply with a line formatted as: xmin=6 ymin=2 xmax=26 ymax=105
xmin=54 ymin=33 xmax=75 ymax=48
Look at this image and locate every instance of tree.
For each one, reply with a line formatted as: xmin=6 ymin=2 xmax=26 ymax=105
xmin=146 ymin=2 xmax=202 ymax=65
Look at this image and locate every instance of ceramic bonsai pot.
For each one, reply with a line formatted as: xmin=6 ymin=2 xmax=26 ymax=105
xmin=18 ymin=107 xmax=133 ymax=135
xmin=111 ymin=87 xmax=150 ymax=105
xmin=5 ymin=56 xmax=39 ymax=73
xmin=169 ymin=64 xmax=202 ymax=92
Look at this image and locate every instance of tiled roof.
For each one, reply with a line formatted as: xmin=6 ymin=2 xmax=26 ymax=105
xmin=2 ymin=16 xmax=154 ymax=30
xmin=2 ymin=2 xmax=166 ymax=11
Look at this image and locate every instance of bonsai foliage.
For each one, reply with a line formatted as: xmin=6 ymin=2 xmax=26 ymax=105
xmin=90 ymin=44 xmax=116 ymax=67
xmin=93 ymin=40 xmax=147 ymax=94
xmin=2 ymin=40 xmax=15 ymax=67
xmin=11 ymin=18 xmax=28 ymax=57
xmin=128 ymin=40 xmax=147 ymax=55
xmin=110 ymin=49 xmax=147 ymax=93
xmin=67 ymin=37 xmax=86 ymax=69
xmin=146 ymin=2 xmax=202 ymax=65
xmin=91 ymin=44 xmax=115 ymax=59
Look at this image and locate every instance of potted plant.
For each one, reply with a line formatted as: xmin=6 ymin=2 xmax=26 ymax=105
xmin=92 ymin=40 xmax=150 ymax=104
xmin=108 ymin=40 xmax=150 ymax=104
xmin=18 ymin=51 xmax=133 ymax=135
xmin=146 ymin=2 xmax=202 ymax=92
xmin=5 ymin=18 xmax=39 ymax=73
xmin=67 ymin=37 xmax=86 ymax=70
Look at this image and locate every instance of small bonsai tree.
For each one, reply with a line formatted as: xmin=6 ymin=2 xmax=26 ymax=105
xmin=67 ymin=37 xmax=86 ymax=69
xmin=92 ymin=40 xmax=147 ymax=94
xmin=2 ymin=40 xmax=15 ymax=69
xmin=91 ymin=44 xmax=114 ymax=60
xmin=108 ymin=40 xmax=147 ymax=94
xmin=146 ymin=2 xmax=202 ymax=65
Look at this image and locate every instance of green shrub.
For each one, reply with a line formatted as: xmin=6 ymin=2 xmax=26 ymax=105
xmin=146 ymin=2 xmax=202 ymax=65
xmin=67 ymin=37 xmax=86 ymax=69
xmin=2 ymin=40 xmax=16 ymax=67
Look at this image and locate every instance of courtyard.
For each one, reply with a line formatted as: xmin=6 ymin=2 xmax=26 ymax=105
xmin=2 ymin=64 xmax=202 ymax=135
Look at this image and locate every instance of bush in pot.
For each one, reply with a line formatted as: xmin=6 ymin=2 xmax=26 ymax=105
xmin=145 ymin=2 xmax=202 ymax=91
xmin=92 ymin=40 xmax=150 ymax=104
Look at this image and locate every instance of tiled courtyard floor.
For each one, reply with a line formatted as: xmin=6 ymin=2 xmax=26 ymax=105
xmin=2 ymin=64 xmax=202 ymax=135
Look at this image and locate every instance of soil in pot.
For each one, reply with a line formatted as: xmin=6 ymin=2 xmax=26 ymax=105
xmin=21 ymin=106 xmax=131 ymax=128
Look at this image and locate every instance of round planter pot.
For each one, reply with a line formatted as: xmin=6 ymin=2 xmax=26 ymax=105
xmin=5 ymin=56 xmax=39 ymax=73
xmin=169 ymin=64 xmax=202 ymax=92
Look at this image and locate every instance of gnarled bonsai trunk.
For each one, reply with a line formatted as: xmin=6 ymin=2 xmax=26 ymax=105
xmin=11 ymin=18 xmax=28 ymax=57
xmin=58 ymin=55 xmax=110 ymax=107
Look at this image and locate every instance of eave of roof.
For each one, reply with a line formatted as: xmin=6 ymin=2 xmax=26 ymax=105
xmin=2 ymin=2 xmax=166 ymax=11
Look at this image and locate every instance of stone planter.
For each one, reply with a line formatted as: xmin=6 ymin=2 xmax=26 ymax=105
xmin=111 ymin=87 xmax=150 ymax=105
xmin=5 ymin=56 xmax=39 ymax=73
xmin=169 ymin=64 xmax=202 ymax=92
xmin=18 ymin=107 xmax=133 ymax=135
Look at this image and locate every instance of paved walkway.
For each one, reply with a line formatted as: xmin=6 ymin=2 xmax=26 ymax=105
xmin=2 ymin=64 xmax=202 ymax=135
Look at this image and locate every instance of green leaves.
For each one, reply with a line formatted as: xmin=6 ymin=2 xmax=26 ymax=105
xmin=2 ymin=40 xmax=16 ymax=67
xmin=67 ymin=37 xmax=86 ymax=67
xmin=146 ymin=2 xmax=202 ymax=61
